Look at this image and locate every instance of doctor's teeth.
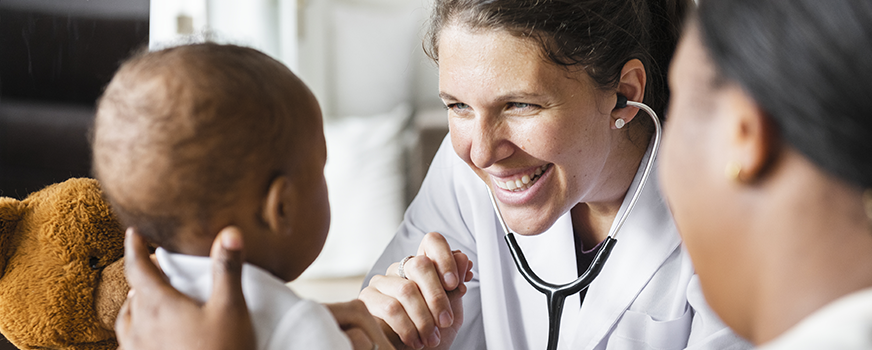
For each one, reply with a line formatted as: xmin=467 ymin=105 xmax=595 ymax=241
xmin=494 ymin=164 xmax=551 ymax=192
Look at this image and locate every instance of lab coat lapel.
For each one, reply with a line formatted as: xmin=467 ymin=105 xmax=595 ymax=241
xmin=570 ymin=159 xmax=682 ymax=349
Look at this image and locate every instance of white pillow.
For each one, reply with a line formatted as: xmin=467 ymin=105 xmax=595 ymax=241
xmin=300 ymin=104 xmax=412 ymax=278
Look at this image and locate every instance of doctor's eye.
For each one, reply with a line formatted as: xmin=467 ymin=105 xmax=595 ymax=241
xmin=506 ymin=102 xmax=538 ymax=110
xmin=446 ymin=103 xmax=470 ymax=112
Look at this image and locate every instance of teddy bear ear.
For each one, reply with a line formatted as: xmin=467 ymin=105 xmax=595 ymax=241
xmin=0 ymin=197 xmax=24 ymax=277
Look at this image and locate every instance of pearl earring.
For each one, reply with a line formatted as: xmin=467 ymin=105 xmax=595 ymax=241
xmin=615 ymin=119 xmax=626 ymax=129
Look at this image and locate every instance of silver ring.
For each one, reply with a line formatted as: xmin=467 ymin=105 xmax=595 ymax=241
xmin=398 ymin=255 xmax=415 ymax=280
xmin=371 ymin=344 xmax=379 ymax=350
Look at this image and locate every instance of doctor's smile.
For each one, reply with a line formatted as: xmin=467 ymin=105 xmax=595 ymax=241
xmin=491 ymin=163 xmax=551 ymax=192
xmin=488 ymin=163 xmax=554 ymax=206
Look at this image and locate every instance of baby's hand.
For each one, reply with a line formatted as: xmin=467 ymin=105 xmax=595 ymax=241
xmin=116 ymin=227 xmax=256 ymax=350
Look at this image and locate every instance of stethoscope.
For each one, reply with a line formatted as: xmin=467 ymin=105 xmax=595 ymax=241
xmin=485 ymin=95 xmax=662 ymax=350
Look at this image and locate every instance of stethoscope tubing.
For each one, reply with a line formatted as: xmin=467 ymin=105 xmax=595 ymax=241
xmin=609 ymin=100 xmax=662 ymax=240
xmin=485 ymin=99 xmax=662 ymax=350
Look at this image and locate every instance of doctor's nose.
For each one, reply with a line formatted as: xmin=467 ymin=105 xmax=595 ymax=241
xmin=469 ymin=115 xmax=513 ymax=169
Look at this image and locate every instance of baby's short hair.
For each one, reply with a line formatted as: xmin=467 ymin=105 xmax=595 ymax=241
xmin=93 ymin=43 xmax=320 ymax=248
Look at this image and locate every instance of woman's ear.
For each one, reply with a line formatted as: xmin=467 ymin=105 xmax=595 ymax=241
xmin=262 ymin=176 xmax=296 ymax=234
xmin=612 ymin=59 xmax=647 ymax=125
xmin=723 ymin=84 xmax=777 ymax=182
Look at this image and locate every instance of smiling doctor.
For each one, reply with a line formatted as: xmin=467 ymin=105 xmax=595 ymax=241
xmin=358 ymin=0 xmax=750 ymax=349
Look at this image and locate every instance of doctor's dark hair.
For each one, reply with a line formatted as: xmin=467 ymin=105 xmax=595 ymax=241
xmin=425 ymin=0 xmax=692 ymax=121
xmin=698 ymin=0 xmax=872 ymax=188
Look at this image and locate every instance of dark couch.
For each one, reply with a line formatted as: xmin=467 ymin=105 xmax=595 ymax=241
xmin=0 ymin=100 xmax=94 ymax=199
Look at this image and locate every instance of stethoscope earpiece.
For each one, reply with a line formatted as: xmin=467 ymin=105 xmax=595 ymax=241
xmin=615 ymin=94 xmax=628 ymax=109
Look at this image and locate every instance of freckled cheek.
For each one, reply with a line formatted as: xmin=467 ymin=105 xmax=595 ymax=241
xmin=549 ymin=131 xmax=594 ymax=169
xmin=514 ymin=123 xmax=564 ymax=157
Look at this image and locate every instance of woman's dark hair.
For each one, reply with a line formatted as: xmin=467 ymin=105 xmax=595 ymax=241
xmin=699 ymin=0 xmax=872 ymax=188
xmin=425 ymin=0 xmax=692 ymax=122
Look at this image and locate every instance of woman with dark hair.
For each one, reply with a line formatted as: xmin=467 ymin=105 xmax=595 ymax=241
xmin=355 ymin=0 xmax=749 ymax=349
xmin=115 ymin=1 xmax=753 ymax=349
xmin=661 ymin=0 xmax=872 ymax=348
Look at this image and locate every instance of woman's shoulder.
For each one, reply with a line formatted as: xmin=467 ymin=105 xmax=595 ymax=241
xmin=759 ymin=287 xmax=872 ymax=350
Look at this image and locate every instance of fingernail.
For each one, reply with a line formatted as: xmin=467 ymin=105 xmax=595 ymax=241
xmin=221 ymin=228 xmax=243 ymax=250
xmin=125 ymin=227 xmax=134 ymax=238
xmin=127 ymin=289 xmax=135 ymax=298
xmin=439 ymin=310 xmax=453 ymax=328
xmin=428 ymin=328 xmax=441 ymax=347
xmin=413 ymin=338 xmax=424 ymax=349
xmin=444 ymin=271 xmax=458 ymax=287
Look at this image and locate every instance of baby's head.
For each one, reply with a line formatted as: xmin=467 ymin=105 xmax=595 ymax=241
xmin=93 ymin=43 xmax=329 ymax=282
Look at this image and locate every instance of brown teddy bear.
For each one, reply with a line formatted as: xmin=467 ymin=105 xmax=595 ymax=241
xmin=0 ymin=178 xmax=128 ymax=350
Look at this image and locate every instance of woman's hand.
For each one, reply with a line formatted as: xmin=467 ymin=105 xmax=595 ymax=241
xmin=115 ymin=226 xmax=256 ymax=350
xmin=359 ymin=232 xmax=474 ymax=349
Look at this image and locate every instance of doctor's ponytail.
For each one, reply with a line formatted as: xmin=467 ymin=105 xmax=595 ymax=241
xmin=424 ymin=0 xmax=692 ymax=122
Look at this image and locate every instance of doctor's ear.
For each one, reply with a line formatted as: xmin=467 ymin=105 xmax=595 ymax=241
xmin=262 ymin=176 xmax=298 ymax=233
xmin=612 ymin=59 xmax=647 ymax=125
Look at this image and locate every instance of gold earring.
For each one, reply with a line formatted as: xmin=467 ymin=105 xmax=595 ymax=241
xmin=725 ymin=161 xmax=742 ymax=181
xmin=863 ymin=189 xmax=872 ymax=221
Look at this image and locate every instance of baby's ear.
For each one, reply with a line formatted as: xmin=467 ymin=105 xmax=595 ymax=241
xmin=262 ymin=176 xmax=294 ymax=234
xmin=0 ymin=197 xmax=24 ymax=278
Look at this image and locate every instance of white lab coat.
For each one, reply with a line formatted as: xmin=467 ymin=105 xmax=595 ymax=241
xmin=758 ymin=287 xmax=872 ymax=350
xmin=366 ymin=136 xmax=750 ymax=350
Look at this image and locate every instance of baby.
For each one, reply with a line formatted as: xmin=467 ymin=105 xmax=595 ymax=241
xmin=92 ymin=43 xmax=350 ymax=349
